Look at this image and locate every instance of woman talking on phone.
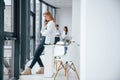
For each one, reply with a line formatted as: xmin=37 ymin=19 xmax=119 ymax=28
xmin=21 ymin=11 xmax=56 ymax=75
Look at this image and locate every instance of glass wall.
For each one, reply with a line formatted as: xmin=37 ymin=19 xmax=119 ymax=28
xmin=30 ymin=0 xmax=34 ymax=12
xmin=36 ymin=0 xmax=40 ymax=48
xmin=3 ymin=0 xmax=15 ymax=80
xmin=4 ymin=40 xmax=14 ymax=80
xmin=42 ymin=3 xmax=47 ymax=14
xmin=53 ymin=8 xmax=56 ymax=18
xmin=4 ymin=0 xmax=13 ymax=32
xmin=1 ymin=0 xmax=56 ymax=79
xmin=48 ymin=6 xmax=53 ymax=15
xmin=30 ymin=0 xmax=36 ymax=58
xmin=42 ymin=3 xmax=47 ymax=31
xmin=30 ymin=15 xmax=33 ymax=37
xmin=30 ymin=14 xmax=34 ymax=59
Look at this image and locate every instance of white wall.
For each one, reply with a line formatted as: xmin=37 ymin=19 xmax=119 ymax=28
xmin=80 ymin=0 xmax=120 ymax=80
xmin=72 ymin=0 xmax=80 ymax=44
xmin=72 ymin=0 xmax=80 ymax=76
xmin=56 ymin=8 xmax=72 ymax=36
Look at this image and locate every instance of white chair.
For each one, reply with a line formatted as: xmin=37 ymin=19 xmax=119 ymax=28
xmin=54 ymin=41 xmax=80 ymax=80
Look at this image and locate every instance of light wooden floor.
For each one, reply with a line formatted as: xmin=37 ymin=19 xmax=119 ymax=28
xmin=4 ymin=65 xmax=79 ymax=80
xmin=20 ymin=69 xmax=78 ymax=80
xmin=4 ymin=43 xmax=80 ymax=80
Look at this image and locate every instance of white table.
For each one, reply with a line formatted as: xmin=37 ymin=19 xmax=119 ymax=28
xmin=43 ymin=45 xmax=55 ymax=78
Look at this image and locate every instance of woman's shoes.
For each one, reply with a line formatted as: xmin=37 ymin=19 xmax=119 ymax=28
xmin=21 ymin=67 xmax=44 ymax=75
xmin=21 ymin=68 xmax=32 ymax=75
xmin=36 ymin=67 xmax=44 ymax=74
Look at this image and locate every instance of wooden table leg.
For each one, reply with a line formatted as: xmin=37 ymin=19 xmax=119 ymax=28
xmin=72 ymin=63 xmax=80 ymax=80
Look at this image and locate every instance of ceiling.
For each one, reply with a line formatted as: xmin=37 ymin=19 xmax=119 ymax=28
xmin=43 ymin=0 xmax=72 ymax=8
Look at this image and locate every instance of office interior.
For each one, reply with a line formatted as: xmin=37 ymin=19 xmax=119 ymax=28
xmin=0 ymin=0 xmax=120 ymax=80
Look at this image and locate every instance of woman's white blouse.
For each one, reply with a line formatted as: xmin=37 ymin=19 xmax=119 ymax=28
xmin=41 ymin=20 xmax=56 ymax=44
xmin=62 ymin=32 xmax=69 ymax=40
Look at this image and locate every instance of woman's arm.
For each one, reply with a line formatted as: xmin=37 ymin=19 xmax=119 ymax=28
xmin=41 ymin=26 xmax=47 ymax=33
xmin=42 ymin=21 xmax=55 ymax=36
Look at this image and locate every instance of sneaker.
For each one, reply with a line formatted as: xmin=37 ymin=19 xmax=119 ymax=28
xmin=36 ymin=67 xmax=44 ymax=74
xmin=21 ymin=68 xmax=32 ymax=75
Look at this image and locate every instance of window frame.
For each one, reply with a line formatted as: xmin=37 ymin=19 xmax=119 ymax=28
xmin=0 ymin=0 xmax=56 ymax=80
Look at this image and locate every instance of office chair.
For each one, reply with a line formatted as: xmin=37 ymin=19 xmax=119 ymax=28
xmin=54 ymin=41 xmax=80 ymax=80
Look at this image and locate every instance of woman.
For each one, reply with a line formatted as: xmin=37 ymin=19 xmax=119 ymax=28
xmin=62 ymin=26 xmax=69 ymax=41
xmin=21 ymin=11 xmax=56 ymax=75
xmin=62 ymin=26 xmax=70 ymax=54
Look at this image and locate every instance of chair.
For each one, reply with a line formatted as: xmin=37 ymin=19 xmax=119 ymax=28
xmin=54 ymin=41 xmax=80 ymax=80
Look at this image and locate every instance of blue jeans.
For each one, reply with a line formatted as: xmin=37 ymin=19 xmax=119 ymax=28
xmin=64 ymin=46 xmax=68 ymax=55
xmin=29 ymin=36 xmax=45 ymax=68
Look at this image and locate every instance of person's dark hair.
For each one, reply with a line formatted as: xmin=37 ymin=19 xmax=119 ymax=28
xmin=64 ymin=26 xmax=68 ymax=35
xmin=56 ymin=24 xmax=59 ymax=27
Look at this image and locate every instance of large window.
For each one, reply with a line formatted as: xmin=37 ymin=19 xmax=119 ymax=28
xmin=36 ymin=0 xmax=41 ymax=47
xmin=30 ymin=0 xmax=34 ymax=12
xmin=42 ymin=3 xmax=47 ymax=29
xmin=42 ymin=3 xmax=47 ymax=13
xmin=30 ymin=14 xmax=34 ymax=59
xmin=30 ymin=0 xmax=36 ymax=58
xmin=53 ymin=8 xmax=56 ymax=18
xmin=48 ymin=6 xmax=53 ymax=14
xmin=3 ymin=0 xmax=20 ymax=79
xmin=4 ymin=40 xmax=14 ymax=80
xmin=1 ymin=0 xmax=56 ymax=79
xmin=4 ymin=0 xmax=13 ymax=32
xmin=30 ymin=15 xmax=33 ymax=36
xmin=3 ymin=0 xmax=17 ymax=79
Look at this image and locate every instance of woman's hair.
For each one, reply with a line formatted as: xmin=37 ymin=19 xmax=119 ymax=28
xmin=43 ymin=11 xmax=55 ymax=22
xmin=64 ymin=26 xmax=68 ymax=35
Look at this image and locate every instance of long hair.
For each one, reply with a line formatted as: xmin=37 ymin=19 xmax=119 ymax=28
xmin=43 ymin=11 xmax=55 ymax=22
xmin=64 ymin=26 xmax=68 ymax=35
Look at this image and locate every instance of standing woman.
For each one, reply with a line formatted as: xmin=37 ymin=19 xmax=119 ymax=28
xmin=62 ymin=26 xmax=69 ymax=54
xmin=21 ymin=11 xmax=56 ymax=75
xmin=62 ymin=26 xmax=69 ymax=41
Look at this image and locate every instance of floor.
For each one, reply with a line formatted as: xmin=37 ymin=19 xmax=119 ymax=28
xmin=3 ymin=44 xmax=80 ymax=80
xmin=3 ymin=58 xmax=79 ymax=80
xmin=19 ymin=59 xmax=79 ymax=80
xmin=20 ymin=69 xmax=78 ymax=80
